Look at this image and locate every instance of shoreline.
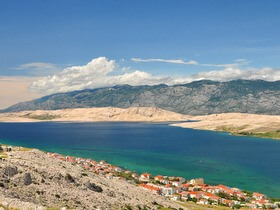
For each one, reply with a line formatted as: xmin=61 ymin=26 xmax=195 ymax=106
xmin=171 ymin=112 xmax=280 ymax=140
xmin=1 ymin=143 xmax=280 ymax=209
xmin=1 ymin=108 xmax=280 ymax=140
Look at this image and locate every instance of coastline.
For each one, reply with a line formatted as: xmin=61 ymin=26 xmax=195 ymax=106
xmin=1 ymin=144 xmax=279 ymax=209
xmin=0 ymin=107 xmax=190 ymax=123
xmin=1 ymin=108 xmax=280 ymax=140
xmin=171 ymin=112 xmax=280 ymax=140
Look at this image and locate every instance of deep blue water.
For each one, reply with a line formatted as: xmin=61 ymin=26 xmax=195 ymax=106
xmin=0 ymin=122 xmax=279 ymax=197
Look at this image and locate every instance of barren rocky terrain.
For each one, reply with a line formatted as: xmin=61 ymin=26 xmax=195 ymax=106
xmin=173 ymin=113 xmax=280 ymax=139
xmin=0 ymin=107 xmax=189 ymax=123
xmin=0 ymin=149 xmax=185 ymax=210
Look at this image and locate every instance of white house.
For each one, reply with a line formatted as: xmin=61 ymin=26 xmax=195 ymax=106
xmin=161 ymin=184 xmax=176 ymax=197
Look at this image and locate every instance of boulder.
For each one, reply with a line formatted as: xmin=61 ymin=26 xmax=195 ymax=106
xmin=23 ymin=173 xmax=32 ymax=185
xmin=65 ymin=173 xmax=75 ymax=183
xmin=84 ymin=181 xmax=103 ymax=193
xmin=3 ymin=166 xmax=18 ymax=177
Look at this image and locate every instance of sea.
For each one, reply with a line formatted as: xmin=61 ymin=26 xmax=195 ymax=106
xmin=0 ymin=122 xmax=279 ymax=197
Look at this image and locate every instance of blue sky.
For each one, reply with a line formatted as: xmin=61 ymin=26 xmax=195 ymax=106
xmin=0 ymin=0 xmax=280 ymax=108
xmin=1 ymin=0 xmax=280 ymax=76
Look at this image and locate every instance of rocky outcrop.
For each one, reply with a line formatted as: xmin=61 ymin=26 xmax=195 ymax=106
xmin=0 ymin=149 xmax=183 ymax=209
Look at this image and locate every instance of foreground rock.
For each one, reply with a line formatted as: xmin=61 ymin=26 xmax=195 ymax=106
xmin=0 ymin=149 xmax=184 ymax=209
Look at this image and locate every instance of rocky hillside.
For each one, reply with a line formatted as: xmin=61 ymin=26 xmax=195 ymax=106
xmin=2 ymin=79 xmax=280 ymax=115
xmin=0 ymin=148 xmax=182 ymax=210
xmin=0 ymin=107 xmax=189 ymax=122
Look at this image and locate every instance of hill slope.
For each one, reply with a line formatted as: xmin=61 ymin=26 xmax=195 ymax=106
xmin=0 ymin=107 xmax=189 ymax=122
xmin=2 ymin=79 xmax=280 ymax=115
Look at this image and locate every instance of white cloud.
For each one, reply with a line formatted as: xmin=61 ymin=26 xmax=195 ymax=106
xmin=14 ymin=62 xmax=57 ymax=70
xmin=186 ymin=67 xmax=280 ymax=82
xmin=30 ymin=57 xmax=280 ymax=95
xmin=131 ymin=58 xmax=198 ymax=65
xmin=200 ymin=58 xmax=250 ymax=68
xmin=11 ymin=62 xmax=60 ymax=76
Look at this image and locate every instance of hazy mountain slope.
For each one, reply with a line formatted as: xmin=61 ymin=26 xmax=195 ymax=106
xmin=2 ymin=80 xmax=280 ymax=115
xmin=0 ymin=107 xmax=189 ymax=122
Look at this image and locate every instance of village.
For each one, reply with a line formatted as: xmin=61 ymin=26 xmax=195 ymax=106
xmin=46 ymin=151 xmax=280 ymax=209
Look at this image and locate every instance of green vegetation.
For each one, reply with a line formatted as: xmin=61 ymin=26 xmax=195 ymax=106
xmin=0 ymin=152 xmax=8 ymax=158
xmin=242 ymin=190 xmax=253 ymax=197
xmin=239 ymin=130 xmax=280 ymax=139
xmin=216 ymin=126 xmax=280 ymax=140
xmin=122 ymin=204 xmax=133 ymax=210
xmin=114 ymin=171 xmax=134 ymax=181
xmin=216 ymin=192 xmax=231 ymax=200
xmin=24 ymin=114 xmax=60 ymax=120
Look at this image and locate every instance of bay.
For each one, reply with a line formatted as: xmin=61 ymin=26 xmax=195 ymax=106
xmin=0 ymin=122 xmax=279 ymax=197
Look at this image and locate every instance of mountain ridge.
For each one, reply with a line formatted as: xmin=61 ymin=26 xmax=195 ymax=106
xmin=2 ymin=79 xmax=280 ymax=115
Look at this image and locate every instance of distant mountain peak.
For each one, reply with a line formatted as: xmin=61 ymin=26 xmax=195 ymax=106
xmin=2 ymin=79 xmax=280 ymax=115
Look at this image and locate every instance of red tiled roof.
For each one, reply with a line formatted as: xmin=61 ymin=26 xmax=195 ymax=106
xmin=140 ymin=184 xmax=160 ymax=192
xmin=253 ymin=192 xmax=265 ymax=197
xmin=141 ymin=173 xmax=151 ymax=177
xmin=165 ymin=184 xmax=171 ymax=188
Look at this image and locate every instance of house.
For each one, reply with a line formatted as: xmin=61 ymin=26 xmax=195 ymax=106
xmin=197 ymin=199 xmax=209 ymax=205
xmin=189 ymin=191 xmax=202 ymax=200
xmin=114 ymin=167 xmax=123 ymax=173
xmin=176 ymin=177 xmax=186 ymax=183
xmin=189 ymin=178 xmax=204 ymax=185
xmin=155 ymin=175 xmax=169 ymax=184
xmin=105 ymin=173 xmax=113 ymax=179
xmin=223 ymin=188 xmax=235 ymax=196
xmin=158 ymin=178 xmax=169 ymax=185
xmin=161 ymin=184 xmax=176 ymax=197
xmin=217 ymin=184 xmax=228 ymax=191
xmin=131 ymin=173 xmax=139 ymax=179
xmin=206 ymin=186 xmax=222 ymax=194
xmin=204 ymin=193 xmax=220 ymax=204
xmin=171 ymin=181 xmax=182 ymax=187
xmin=179 ymin=191 xmax=190 ymax=201
xmin=140 ymin=183 xmax=160 ymax=195
xmin=154 ymin=175 xmax=164 ymax=181
xmin=252 ymin=192 xmax=267 ymax=200
xmin=182 ymin=183 xmax=190 ymax=191
xmin=171 ymin=194 xmax=181 ymax=201
xmin=222 ymin=199 xmax=234 ymax=207
xmin=99 ymin=160 xmax=106 ymax=165
xmin=139 ymin=173 xmax=152 ymax=182
xmin=192 ymin=185 xmax=202 ymax=191
xmin=252 ymin=199 xmax=268 ymax=207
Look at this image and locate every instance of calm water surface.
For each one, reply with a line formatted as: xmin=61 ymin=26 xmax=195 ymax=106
xmin=0 ymin=122 xmax=279 ymax=197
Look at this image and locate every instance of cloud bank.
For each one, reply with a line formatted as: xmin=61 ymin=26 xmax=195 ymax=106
xmin=30 ymin=57 xmax=280 ymax=95
xmin=131 ymin=58 xmax=198 ymax=65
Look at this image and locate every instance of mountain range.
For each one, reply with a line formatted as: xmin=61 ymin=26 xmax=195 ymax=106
xmin=2 ymin=79 xmax=280 ymax=115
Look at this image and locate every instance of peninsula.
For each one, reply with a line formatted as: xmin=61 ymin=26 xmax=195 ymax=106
xmin=1 ymin=107 xmax=280 ymax=140
xmin=172 ymin=112 xmax=280 ymax=140
xmin=0 ymin=107 xmax=189 ymax=123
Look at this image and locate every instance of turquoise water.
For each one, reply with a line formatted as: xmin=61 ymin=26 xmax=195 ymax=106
xmin=0 ymin=122 xmax=279 ymax=197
